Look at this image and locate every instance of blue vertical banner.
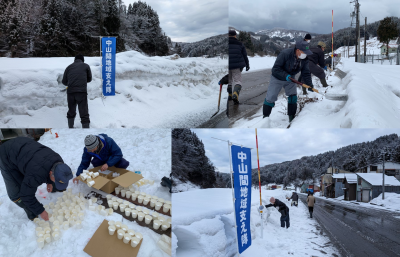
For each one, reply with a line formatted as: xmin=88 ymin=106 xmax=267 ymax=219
xmin=102 ymin=37 xmax=116 ymax=96
xmin=231 ymin=145 xmax=252 ymax=254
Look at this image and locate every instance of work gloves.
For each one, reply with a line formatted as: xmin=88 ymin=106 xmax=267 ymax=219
xmin=286 ymin=75 xmax=291 ymax=81
xmin=323 ymin=66 xmax=328 ymax=71
xmin=246 ymin=65 xmax=250 ymax=71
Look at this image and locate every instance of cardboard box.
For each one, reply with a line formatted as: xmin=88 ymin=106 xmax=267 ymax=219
xmin=78 ymin=166 xmax=143 ymax=194
xmin=84 ymin=219 xmax=143 ymax=257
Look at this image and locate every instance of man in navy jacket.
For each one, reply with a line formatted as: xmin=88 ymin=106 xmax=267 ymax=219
xmin=73 ymin=134 xmax=129 ymax=182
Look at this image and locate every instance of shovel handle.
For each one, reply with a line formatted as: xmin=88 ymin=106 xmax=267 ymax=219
xmin=217 ymin=84 xmax=222 ymax=107
xmin=289 ymin=77 xmax=320 ymax=94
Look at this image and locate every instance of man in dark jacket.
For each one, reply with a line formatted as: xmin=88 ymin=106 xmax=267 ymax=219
xmin=289 ymin=192 xmax=298 ymax=207
xmin=265 ymin=197 xmax=290 ymax=228
xmin=62 ymin=54 xmax=92 ymax=129
xmin=73 ymin=134 xmax=130 ymax=182
xmin=0 ymin=137 xmax=73 ymax=221
xmin=263 ymin=40 xmax=314 ymax=123
xmin=228 ymin=29 xmax=249 ymax=104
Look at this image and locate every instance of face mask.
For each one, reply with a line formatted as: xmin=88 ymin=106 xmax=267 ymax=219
xmin=306 ymin=40 xmax=311 ymax=43
xmin=299 ymin=53 xmax=307 ymax=59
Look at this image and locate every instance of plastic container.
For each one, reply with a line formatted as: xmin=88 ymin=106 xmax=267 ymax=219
xmin=126 ymin=191 xmax=132 ymax=199
xmin=158 ymin=216 xmax=166 ymax=223
xmin=108 ymin=208 xmax=113 ymax=215
xmin=117 ymin=229 xmax=125 ymax=240
xmin=119 ymin=204 xmax=126 ymax=212
xmin=123 ymin=200 xmax=130 ymax=205
xmin=127 ymin=229 xmax=135 ymax=237
xmin=52 ymin=231 xmax=60 ymax=241
xmin=107 ymin=200 xmax=113 ymax=208
xmin=151 ymin=212 xmax=159 ymax=220
xmin=131 ymin=193 xmax=138 ymax=201
xmin=121 ymin=224 xmax=128 ymax=232
xmin=123 ymin=234 xmax=131 ymax=244
xmin=143 ymin=209 xmax=150 ymax=215
xmin=136 ymin=206 xmax=143 ymax=212
xmin=121 ymin=190 xmax=127 ymax=197
xmin=135 ymin=232 xmax=143 ymax=241
xmin=117 ymin=199 xmax=123 ymax=204
xmin=35 ymin=227 xmax=43 ymax=237
xmin=108 ymin=220 xmax=115 ymax=227
xmin=153 ymin=220 xmax=161 ymax=230
xmin=44 ymin=234 xmax=51 ymax=243
xmin=131 ymin=210 xmax=138 ymax=219
xmin=161 ymin=221 xmax=170 ymax=231
xmin=137 ymin=212 xmax=145 ymax=222
xmin=144 ymin=215 xmax=152 ymax=225
xmin=115 ymin=188 xmax=121 ymax=195
xmin=143 ymin=197 xmax=150 ymax=206
xmin=134 ymin=191 xmax=140 ymax=195
xmin=108 ymin=225 xmax=116 ymax=235
xmin=124 ymin=208 xmax=131 ymax=217
xmin=150 ymin=199 xmax=157 ymax=208
xmin=115 ymin=221 xmax=122 ymax=229
xmin=112 ymin=202 xmax=119 ymax=211
xmin=112 ymin=197 xmax=118 ymax=202
xmin=128 ymin=203 xmax=136 ymax=209
xmin=37 ymin=237 xmax=45 ymax=248
xmin=44 ymin=227 xmax=51 ymax=234
xmin=130 ymin=237 xmax=140 ymax=248
xmin=155 ymin=202 xmax=163 ymax=211
xmin=163 ymin=204 xmax=171 ymax=213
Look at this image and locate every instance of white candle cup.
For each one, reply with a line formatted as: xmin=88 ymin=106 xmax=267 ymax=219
xmin=119 ymin=204 xmax=126 ymax=212
xmin=123 ymin=234 xmax=131 ymax=244
xmin=93 ymin=172 xmax=99 ymax=178
xmin=153 ymin=220 xmax=161 ymax=230
xmin=108 ymin=208 xmax=113 ymax=216
xmin=167 ymin=218 xmax=172 ymax=226
xmin=158 ymin=216 xmax=166 ymax=223
xmin=112 ymin=197 xmax=118 ymax=202
xmin=44 ymin=234 xmax=51 ymax=243
xmin=91 ymin=197 xmax=97 ymax=204
xmin=125 ymin=208 xmax=131 ymax=217
xmin=127 ymin=229 xmax=135 ymax=237
xmin=161 ymin=221 xmax=170 ymax=231
xmin=75 ymin=220 xmax=82 ymax=229
xmin=144 ymin=215 xmax=152 ymax=224
xmin=131 ymin=194 xmax=138 ymax=201
xmin=35 ymin=227 xmax=43 ymax=237
xmin=149 ymin=180 xmax=154 ymax=185
xmin=79 ymin=203 xmax=85 ymax=210
xmin=121 ymin=224 xmax=128 ymax=233
xmin=134 ymin=191 xmax=140 ymax=195
xmin=78 ymin=213 xmax=84 ymax=221
xmin=136 ymin=206 xmax=142 ymax=212
xmin=130 ymin=237 xmax=140 ymax=248
xmin=44 ymin=227 xmax=51 ymax=234
xmin=39 ymin=220 xmax=46 ymax=227
xmin=62 ymin=221 xmax=69 ymax=230
xmin=152 ymin=196 xmax=159 ymax=201
xmin=143 ymin=209 xmax=150 ymax=215
xmin=112 ymin=202 xmax=119 ymax=210
xmin=106 ymin=195 xmax=113 ymax=201
xmin=37 ymin=237 xmax=45 ymax=248
xmin=121 ymin=190 xmax=127 ymax=197
xmin=115 ymin=188 xmax=121 ymax=195
xmin=108 ymin=225 xmax=116 ymax=235
xmin=140 ymin=192 xmax=146 ymax=196
xmin=137 ymin=196 xmax=144 ymax=204
xmin=49 ymin=202 xmax=55 ymax=208
xmin=117 ymin=229 xmax=125 ymax=240
xmin=89 ymin=205 xmax=96 ymax=211
xmin=135 ymin=232 xmax=143 ymax=241
xmin=57 ymin=216 xmax=64 ymax=223
xmin=158 ymin=198 xmax=165 ymax=204
xmin=143 ymin=198 xmax=150 ymax=206
xmin=34 ymin=218 xmax=41 ymax=225
xmin=100 ymin=209 xmax=108 ymax=216
xmin=108 ymin=220 xmax=115 ymax=227
xmin=107 ymin=200 xmax=113 ymax=207
xmin=97 ymin=205 xmax=102 ymax=213
xmin=155 ymin=202 xmax=163 ymax=211
xmin=52 ymin=231 xmax=60 ymax=241
xmin=126 ymin=191 xmax=132 ymax=199
xmin=128 ymin=203 xmax=136 ymax=209
xmin=150 ymin=199 xmax=157 ymax=208
xmin=88 ymin=199 xmax=93 ymax=206
xmin=131 ymin=210 xmax=138 ymax=219
xmin=137 ymin=212 xmax=145 ymax=222
xmin=151 ymin=212 xmax=159 ymax=220
xmin=65 ymin=214 xmax=71 ymax=220
xmin=163 ymin=204 xmax=171 ymax=213
xmin=53 ymin=220 xmax=60 ymax=227
xmin=117 ymin=199 xmax=123 ymax=204
xmin=123 ymin=200 xmax=130 ymax=206
xmin=165 ymin=201 xmax=172 ymax=206
xmin=115 ymin=221 xmax=122 ymax=229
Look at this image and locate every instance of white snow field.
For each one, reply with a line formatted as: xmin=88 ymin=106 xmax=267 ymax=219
xmin=0 ymin=129 xmax=171 ymax=257
xmin=232 ymin=55 xmax=400 ymax=128
xmin=172 ymin=188 xmax=339 ymax=257
xmin=0 ymin=52 xmax=227 ymax=128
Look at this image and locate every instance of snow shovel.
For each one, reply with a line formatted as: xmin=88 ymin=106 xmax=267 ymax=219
xmin=290 ymin=78 xmax=348 ymax=101
xmin=210 ymin=83 xmax=223 ymax=118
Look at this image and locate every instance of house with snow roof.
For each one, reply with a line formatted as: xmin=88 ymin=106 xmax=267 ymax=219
xmin=355 ymin=173 xmax=400 ymax=202
xmin=320 ymin=166 xmax=352 ymax=197
xmin=343 ymin=174 xmax=358 ymax=201
xmin=355 ymin=161 xmax=400 ymax=180
xmin=380 ymin=38 xmax=398 ymax=55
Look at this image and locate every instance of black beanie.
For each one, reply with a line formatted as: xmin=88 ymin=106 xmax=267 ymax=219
xmin=229 ymin=30 xmax=237 ymax=36
xmin=304 ymin=34 xmax=312 ymax=40
xmin=75 ymin=54 xmax=84 ymax=62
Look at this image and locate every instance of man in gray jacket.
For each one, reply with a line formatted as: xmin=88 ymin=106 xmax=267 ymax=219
xmin=62 ymin=54 xmax=92 ymax=128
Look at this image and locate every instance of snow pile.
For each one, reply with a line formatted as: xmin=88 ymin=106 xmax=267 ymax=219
xmin=370 ymin=193 xmax=400 ymax=208
xmin=0 ymin=51 xmax=227 ymax=128
xmin=247 ymin=55 xmax=276 ymax=71
xmin=233 ymin=56 xmax=400 ymax=128
xmin=172 ymin=188 xmax=338 ymax=256
xmin=0 ymin=129 xmax=171 ymax=257
xmin=172 ymin=180 xmax=200 ymax=193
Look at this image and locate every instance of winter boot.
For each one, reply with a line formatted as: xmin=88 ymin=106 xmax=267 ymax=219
xmin=68 ymin=118 xmax=74 ymax=129
xmin=302 ymin=87 xmax=308 ymax=95
xmin=227 ymin=85 xmax=233 ymax=100
xmin=232 ymin=84 xmax=242 ymax=105
xmin=320 ymin=77 xmax=329 ymax=88
xmin=287 ymin=95 xmax=297 ymax=123
xmin=82 ymin=123 xmax=90 ymax=128
xmin=263 ymin=102 xmax=274 ymax=118
xmin=14 ymin=198 xmax=38 ymax=220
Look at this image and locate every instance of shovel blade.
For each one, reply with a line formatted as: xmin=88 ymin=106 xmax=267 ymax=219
xmin=210 ymin=109 xmax=220 ymax=118
xmin=334 ymin=68 xmax=348 ymax=79
xmin=325 ymin=94 xmax=348 ymax=101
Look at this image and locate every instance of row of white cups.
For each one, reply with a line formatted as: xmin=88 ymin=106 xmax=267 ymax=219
xmin=107 ymin=220 xmax=142 ymax=248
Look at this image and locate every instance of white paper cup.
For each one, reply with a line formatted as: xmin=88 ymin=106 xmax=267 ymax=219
xmin=138 ymin=196 xmax=144 ymax=204
xmin=125 ymin=208 xmax=131 ymax=217
xmin=134 ymin=191 xmax=140 ymax=195
xmin=143 ymin=198 xmax=150 ymax=205
xmin=151 ymin=212 xmax=159 ymax=220
xmin=63 ymin=221 xmax=69 ymax=230
xmin=165 ymin=201 xmax=172 ymax=205
xmin=126 ymin=191 xmax=132 ymax=199
xmin=143 ymin=209 xmax=150 ymax=215
xmin=130 ymin=237 xmax=139 ymax=248
xmin=35 ymin=227 xmax=43 ymax=236
xmin=108 ymin=220 xmax=115 ymax=227
xmin=117 ymin=229 xmax=125 ymax=240
xmin=117 ymin=199 xmax=123 ymax=204
xmin=128 ymin=203 xmax=136 ymax=209
xmin=37 ymin=237 xmax=44 ymax=248
xmin=131 ymin=194 xmax=138 ymax=201
xmin=135 ymin=232 xmax=143 ymax=241
xmin=112 ymin=202 xmax=119 ymax=210
xmin=108 ymin=225 xmax=116 ymax=235
xmin=155 ymin=202 xmax=163 ymax=211
xmin=106 ymin=195 xmax=112 ymax=201
xmin=121 ymin=224 xmax=128 ymax=232
xmin=88 ymin=199 xmax=93 ymax=206
xmin=115 ymin=188 xmax=121 ymax=195
xmin=140 ymin=192 xmax=146 ymax=197
xmin=107 ymin=200 xmax=113 ymax=207
xmin=131 ymin=210 xmax=138 ymax=219
xmin=158 ymin=216 xmax=166 ymax=223
xmin=75 ymin=220 xmax=82 ymax=229
xmin=153 ymin=220 xmax=161 ymax=230
xmin=44 ymin=227 xmax=51 ymax=234
xmin=167 ymin=218 xmax=172 ymax=226
xmin=161 ymin=221 xmax=170 ymax=231
xmin=138 ymin=212 xmax=145 ymax=221
xmin=144 ymin=215 xmax=152 ymax=224
xmin=136 ymin=206 xmax=143 ymax=212
xmin=108 ymin=208 xmax=113 ymax=215
xmin=119 ymin=204 xmax=126 ymax=212
xmin=89 ymin=205 xmax=96 ymax=211
xmin=57 ymin=216 xmax=64 ymax=223
xmin=123 ymin=234 xmax=131 ymax=244
xmin=127 ymin=229 xmax=135 ymax=237
xmin=115 ymin=221 xmax=122 ymax=229
xmin=163 ymin=204 xmax=171 ymax=213
xmin=52 ymin=231 xmax=60 ymax=240
xmin=112 ymin=197 xmax=118 ymax=202
xmin=150 ymin=199 xmax=157 ymax=208
xmin=121 ymin=190 xmax=127 ymax=197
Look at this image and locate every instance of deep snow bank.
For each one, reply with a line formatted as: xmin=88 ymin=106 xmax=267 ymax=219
xmin=0 ymin=52 xmax=227 ymax=128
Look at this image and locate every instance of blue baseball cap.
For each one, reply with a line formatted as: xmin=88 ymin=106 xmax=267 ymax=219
xmin=296 ymin=41 xmax=313 ymax=55
xmin=54 ymin=163 xmax=73 ymax=190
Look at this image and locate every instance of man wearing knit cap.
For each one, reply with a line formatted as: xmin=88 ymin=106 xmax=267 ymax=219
xmin=304 ymin=33 xmax=312 ymax=43
xmin=229 ymin=29 xmax=249 ymax=104
xmin=73 ymin=134 xmax=130 ymax=183
xmin=0 ymin=137 xmax=73 ymax=221
xmin=62 ymin=54 xmax=92 ymax=129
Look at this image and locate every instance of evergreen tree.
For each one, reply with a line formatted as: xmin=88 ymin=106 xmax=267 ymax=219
xmin=377 ymin=17 xmax=399 ymax=57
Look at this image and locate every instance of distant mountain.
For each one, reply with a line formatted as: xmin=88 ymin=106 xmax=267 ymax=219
xmin=255 ymin=27 xmax=319 ymax=41
xmin=173 ymin=34 xmax=228 ymax=57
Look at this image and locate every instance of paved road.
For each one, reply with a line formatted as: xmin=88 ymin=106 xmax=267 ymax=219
xmin=299 ymin=194 xmax=400 ymax=257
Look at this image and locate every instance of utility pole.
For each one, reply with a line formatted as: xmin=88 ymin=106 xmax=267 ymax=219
xmin=364 ymin=17 xmax=367 ymax=63
xmin=355 ymin=0 xmax=360 ymax=62
xmin=382 ymin=157 xmax=385 ymax=200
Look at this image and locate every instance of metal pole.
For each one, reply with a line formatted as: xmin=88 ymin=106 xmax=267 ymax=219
xmin=355 ymin=1 xmax=359 ymax=62
xmin=382 ymin=158 xmax=385 ymax=200
xmin=357 ymin=2 xmax=361 ymax=62
xmin=255 ymin=129 xmax=263 ymax=239
xmin=331 ymin=10 xmax=334 ymax=69
xmin=364 ymin=17 xmax=367 ymax=63
xmin=228 ymin=141 xmax=240 ymax=256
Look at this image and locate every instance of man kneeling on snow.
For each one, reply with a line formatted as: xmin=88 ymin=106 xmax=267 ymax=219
xmin=73 ymin=134 xmax=129 ymax=183
xmin=265 ymin=197 xmax=290 ymax=229
xmin=0 ymin=137 xmax=73 ymax=221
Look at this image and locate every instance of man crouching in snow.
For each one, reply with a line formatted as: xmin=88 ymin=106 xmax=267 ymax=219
xmin=0 ymin=137 xmax=73 ymax=221
xmin=73 ymin=134 xmax=130 ymax=183
xmin=265 ymin=197 xmax=290 ymax=229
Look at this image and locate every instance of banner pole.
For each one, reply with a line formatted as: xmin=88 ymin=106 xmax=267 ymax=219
xmin=228 ymin=141 xmax=240 ymax=256
xmin=255 ymin=129 xmax=263 ymax=239
xmin=332 ymin=10 xmax=334 ymax=69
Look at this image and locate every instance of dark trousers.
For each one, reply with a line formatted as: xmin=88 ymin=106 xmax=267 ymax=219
xmin=67 ymin=92 xmax=90 ymax=124
xmin=91 ymin=157 xmax=130 ymax=169
xmin=309 ymin=206 xmax=314 ymax=218
xmin=280 ymin=214 xmax=290 ymax=228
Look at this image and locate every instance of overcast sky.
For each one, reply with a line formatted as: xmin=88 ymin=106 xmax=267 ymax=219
xmin=123 ymin=0 xmax=228 ymax=42
xmin=191 ymin=129 xmax=400 ymax=174
xmin=229 ymin=0 xmax=400 ymax=34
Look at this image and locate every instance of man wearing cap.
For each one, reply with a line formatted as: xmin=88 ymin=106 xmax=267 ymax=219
xmin=0 ymin=137 xmax=73 ymax=221
xmin=263 ymin=40 xmax=314 ymax=123
xmin=62 ymin=54 xmax=92 ymax=129
xmin=73 ymin=134 xmax=129 ymax=183
xmin=304 ymin=33 xmax=312 ymax=43
xmin=265 ymin=197 xmax=290 ymax=229
xmin=229 ymin=29 xmax=249 ymax=104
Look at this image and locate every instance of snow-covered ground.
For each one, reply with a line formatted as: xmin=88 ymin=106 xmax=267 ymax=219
xmin=0 ymin=51 xmax=227 ymax=128
xmin=336 ymin=37 xmax=396 ymax=56
xmin=232 ymin=55 xmax=400 ymax=128
xmin=0 ymin=129 xmax=171 ymax=257
xmin=172 ymin=188 xmax=339 ymax=257
xmin=247 ymin=55 xmax=276 ymax=71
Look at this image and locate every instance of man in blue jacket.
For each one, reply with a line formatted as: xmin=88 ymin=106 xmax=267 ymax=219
xmin=73 ymin=134 xmax=130 ymax=182
xmin=263 ymin=41 xmax=314 ymax=123
xmin=0 ymin=137 xmax=73 ymax=221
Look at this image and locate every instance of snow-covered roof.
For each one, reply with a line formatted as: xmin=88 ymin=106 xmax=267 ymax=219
xmin=343 ymin=174 xmax=358 ymax=184
xmin=357 ymin=173 xmax=400 ymax=186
